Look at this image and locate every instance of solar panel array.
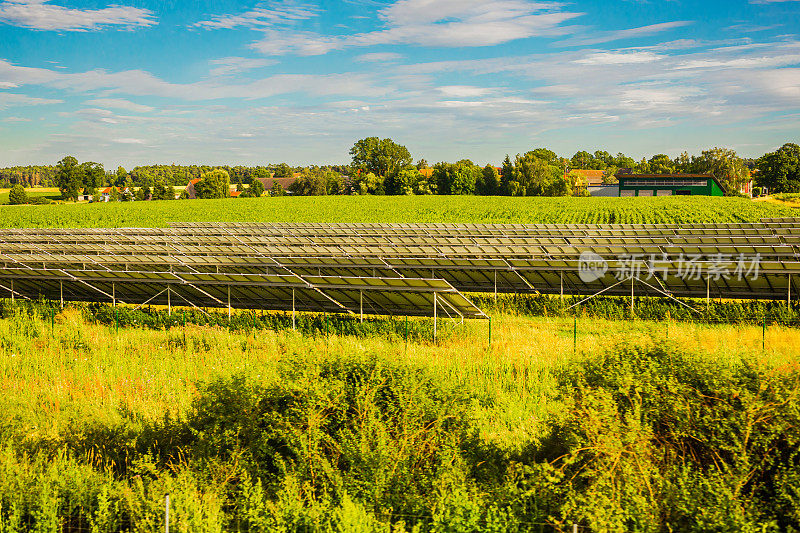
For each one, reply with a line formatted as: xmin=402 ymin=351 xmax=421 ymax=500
xmin=0 ymin=217 xmax=798 ymax=317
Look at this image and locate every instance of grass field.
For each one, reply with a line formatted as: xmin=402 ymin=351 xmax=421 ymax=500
xmin=0 ymin=194 xmax=795 ymax=227
xmin=0 ymin=305 xmax=798 ymax=531
xmin=0 ymin=187 xmax=61 ymax=205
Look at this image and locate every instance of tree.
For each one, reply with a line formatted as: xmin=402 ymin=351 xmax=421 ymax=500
xmin=249 ymin=179 xmax=265 ymax=197
xmin=571 ymin=151 xmax=594 ymax=169
xmin=8 ymin=183 xmax=27 ymax=205
xmin=273 ymin=163 xmax=293 ymax=180
xmin=349 ymin=137 xmax=412 ymax=181
xmin=393 ymin=167 xmax=423 ymax=195
xmin=152 ymin=180 xmax=168 ymax=200
xmin=194 ymin=169 xmax=231 ymax=199
xmin=290 ymin=169 xmax=328 ymax=196
xmin=55 ymin=156 xmax=85 ymax=201
xmin=756 ymin=143 xmax=800 ymax=193
xmin=647 ymin=154 xmax=675 ymax=174
xmin=689 ymin=147 xmax=749 ymax=195
xmin=115 ymin=166 xmax=128 ymax=187
xmin=351 ymin=171 xmax=383 ymax=195
xmin=477 ymin=165 xmax=500 ymax=195
xmin=270 ymin=182 xmax=285 ymax=197
xmin=500 ymin=155 xmax=515 ymax=195
xmin=433 ymin=160 xmax=480 ymax=195
xmin=81 ymin=162 xmax=104 ymax=195
xmin=514 ymin=151 xmax=568 ymax=196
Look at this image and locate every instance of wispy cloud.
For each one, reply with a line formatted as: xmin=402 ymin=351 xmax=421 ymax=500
xmin=0 ymin=0 xmax=156 ymax=31
xmin=555 ymin=21 xmax=693 ymax=47
xmin=208 ymin=56 xmax=277 ymax=76
xmin=355 ymin=52 xmax=404 ymax=62
xmin=193 ymin=2 xmax=318 ymax=30
xmin=0 ymin=92 xmax=62 ymax=110
xmin=240 ymin=0 xmax=583 ymax=55
xmin=84 ymin=98 xmax=155 ymax=113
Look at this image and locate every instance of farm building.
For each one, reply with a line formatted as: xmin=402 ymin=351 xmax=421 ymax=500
xmin=616 ymin=172 xmax=724 ymax=197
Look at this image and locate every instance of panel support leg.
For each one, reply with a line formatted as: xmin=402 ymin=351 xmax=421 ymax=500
xmin=630 ymin=276 xmax=634 ymax=315
xmin=560 ymin=271 xmax=564 ymax=302
xmin=10 ymin=279 xmax=13 ymax=303
xmin=60 ymin=281 xmax=63 ymax=309
xmin=167 ymin=287 xmax=171 ymax=316
xmin=706 ymin=275 xmax=710 ymax=311
xmin=292 ymin=288 xmax=296 ymax=330
xmin=789 ymin=273 xmax=792 ymax=308
xmin=359 ymin=290 xmax=363 ymax=323
xmin=493 ymin=270 xmax=497 ymax=302
xmin=112 ymin=282 xmax=116 ymax=307
xmin=227 ymin=285 xmax=231 ymax=319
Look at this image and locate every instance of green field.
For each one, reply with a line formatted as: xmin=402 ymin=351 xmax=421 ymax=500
xmin=0 ymin=188 xmax=61 ymax=205
xmin=0 ymin=195 xmax=795 ymax=227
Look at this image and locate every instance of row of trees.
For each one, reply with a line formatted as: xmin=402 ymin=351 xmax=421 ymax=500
xmin=344 ymin=138 xmax=779 ymax=197
xmin=11 ymin=140 xmax=800 ymax=203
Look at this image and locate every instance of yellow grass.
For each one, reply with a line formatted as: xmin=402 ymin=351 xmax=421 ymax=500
xmin=1 ymin=307 xmax=798 ymax=449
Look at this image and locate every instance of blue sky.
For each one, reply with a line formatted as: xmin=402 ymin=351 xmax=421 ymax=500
xmin=0 ymin=0 xmax=798 ymax=167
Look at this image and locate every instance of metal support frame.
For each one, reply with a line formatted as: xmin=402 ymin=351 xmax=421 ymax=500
xmin=292 ymin=287 xmax=296 ymax=330
xmin=133 ymin=288 xmax=169 ymax=311
xmin=630 ymin=276 xmax=634 ymax=314
xmin=167 ymin=286 xmax=171 ymax=316
xmin=359 ymin=290 xmax=363 ymax=322
xmin=60 ymin=280 xmax=63 ymax=309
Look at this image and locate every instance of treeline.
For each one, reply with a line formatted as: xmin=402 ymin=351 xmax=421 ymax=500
xmin=4 ymin=140 xmax=799 ymax=201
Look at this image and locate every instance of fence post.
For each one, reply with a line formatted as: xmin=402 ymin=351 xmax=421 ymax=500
xmin=488 ymin=316 xmax=492 ymax=347
xmin=165 ymin=493 xmax=170 ymax=533
xmin=573 ymin=314 xmax=577 ymax=355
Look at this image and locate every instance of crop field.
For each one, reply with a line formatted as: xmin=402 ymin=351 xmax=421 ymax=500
xmin=0 ymin=187 xmax=61 ymax=205
xmin=0 ymin=194 xmax=795 ymax=227
xmin=0 ymin=303 xmax=799 ymax=531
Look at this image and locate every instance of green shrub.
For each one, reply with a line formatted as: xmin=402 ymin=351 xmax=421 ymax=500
xmin=8 ymin=184 xmax=27 ymax=205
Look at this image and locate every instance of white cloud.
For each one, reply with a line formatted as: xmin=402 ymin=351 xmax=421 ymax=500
xmin=249 ymin=0 xmax=582 ymax=55
xmin=556 ymin=21 xmax=693 ymax=47
xmin=2 ymin=116 xmax=30 ymax=122
xmin=437 ymin=85 xmax=494 ymax=97
xmin=0 ymin=59 xmax=396 ymax=101
xmin=84 ymin=98 xmax=155 ymax=113
xmin=208 ymin=56 xmax=277 ymax=76
xmin=0 ymin=81 xmax=18 ymax=88
xmin=112 ymin=138 xmax=145 ymax=144
xmin=0 ymin=0 xmax=156 ymax=31
xmin=574 ymin=51 xmax=663 ymax=65
xmin=355 ymin=52 xmax=404 ymax=63
xmin=0 ymin=92 xmax=62 ymax=110
xmin=193 ymin=3 xmax=318 ymax=30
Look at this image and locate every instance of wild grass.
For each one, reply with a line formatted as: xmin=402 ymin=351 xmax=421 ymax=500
xmin=0 ymin=305 xmax=798 ymax=531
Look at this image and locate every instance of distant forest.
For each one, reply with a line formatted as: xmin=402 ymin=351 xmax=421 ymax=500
xmin=1 ymin=138 xmax=798 ymax=198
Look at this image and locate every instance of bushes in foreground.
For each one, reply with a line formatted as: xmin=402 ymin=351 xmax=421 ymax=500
xmin=1 ymin=345 xmax=798 ymax=531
